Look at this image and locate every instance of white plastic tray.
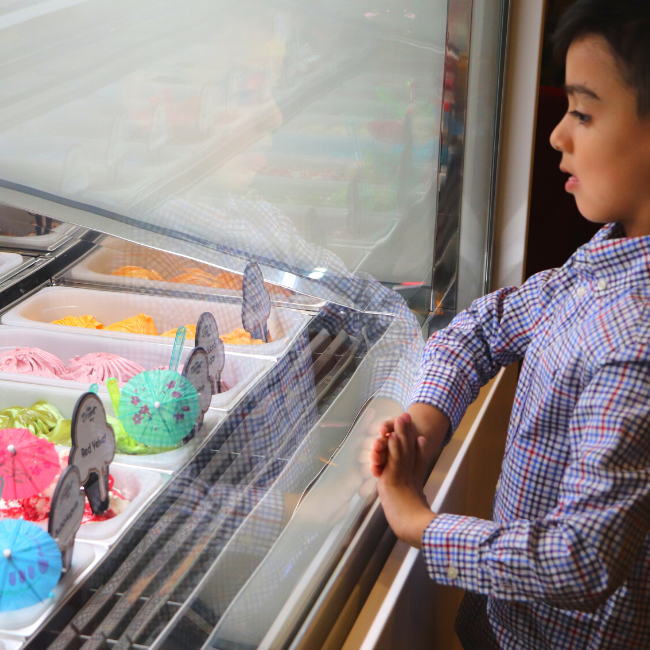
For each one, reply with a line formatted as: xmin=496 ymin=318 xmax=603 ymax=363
xmin=0 ymin=205 xmax=79 ymax=253
xmin=0 ymin=379 xmax=225 ymax=471
xmin=0 ymin=253 xmax=24 ymax=281
xmin=2 ymin=286 xmax=308 ymax=358
xmin=0 ymin=635 xmax=25 ymax=650
xmin=68 ymin=244 xmax=324 ymax=309
xmin=0 ymin=326 xmax=273 ymax=411
xmin=0 ymin=542 xmax=104 ymax=638
xmin=31 ymin=463 xmax=162 ymax=546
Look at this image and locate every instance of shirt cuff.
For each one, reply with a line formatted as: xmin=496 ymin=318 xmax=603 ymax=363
xmin=409 ymin=362 xmax=475 ymax=434
xmin=421 ymin=513 xmax=498 ymax=593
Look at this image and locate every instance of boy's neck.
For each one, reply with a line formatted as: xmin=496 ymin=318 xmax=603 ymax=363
xmin=607 ymin=208 xmax=650 ymax=238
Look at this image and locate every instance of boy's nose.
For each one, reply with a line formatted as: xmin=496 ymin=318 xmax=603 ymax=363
xmin=550 ymin=115 xmax=571 ymax=154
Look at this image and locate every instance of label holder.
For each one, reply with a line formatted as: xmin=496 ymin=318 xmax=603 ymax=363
xmin=182 ymin=346 xmax=212 ymax=438
xmin=69 ymin=392 xmax=116 ymax=515
xmin=48 ymin=465 xmax=84 ymax=573
xmin=196 ymin=312 xmax=225 ymax=394
xmin=242 ymin=262 xmax=271 ymax=343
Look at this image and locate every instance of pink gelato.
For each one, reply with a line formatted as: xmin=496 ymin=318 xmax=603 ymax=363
xmin=63 ymin=352 xmax=144 ymax=385
xmin=0 ymin=450 xmax=130 ymax=523
xmin=0 ymin=347 xmax=67 ymax=378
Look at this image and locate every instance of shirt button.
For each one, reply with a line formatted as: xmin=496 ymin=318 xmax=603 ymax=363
xmin=577 ymin=287 xmax=586 ymax=298
xmin=495 ymin=478 xmax=501 ymax=490
xmin=597 ymin=279 xmax=608 ymax=290
xmin=446 ymin=565 xmax=459 ymax=580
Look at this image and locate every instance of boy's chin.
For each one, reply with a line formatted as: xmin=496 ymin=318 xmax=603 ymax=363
xmin=574 ymin=198 xmax=618 ymax=227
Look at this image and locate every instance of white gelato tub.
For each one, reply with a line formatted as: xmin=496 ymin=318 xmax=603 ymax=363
xmin=28 ymin=462 xmax=162 ymax=546
xmin=0 ymin=205 xmax=79 ymax=253
xmin=0 ymin=253 xmax=24 ymax=282
xmin=0 ymin=635 xmax=25 ymax=650
xmin=0 ymin=542 xmax=104 ymax=639
xmin=0 ymin=379 xmax=225 ymax=472
xmin=0 ymin=326 xmax=273 ymax=411
xmin=2 ymin=286 xmax=309 ymax=358
xmin=68 ymin=242 xmax=324 ymax=309
xmin=65 ymin=464 xmax=161 ymax=544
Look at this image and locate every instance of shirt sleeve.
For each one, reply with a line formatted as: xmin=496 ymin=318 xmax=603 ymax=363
xmin=421 ymin=353 xmax=650 ymax=612
xmin=411 ymin=269 xmax=556 ymax=434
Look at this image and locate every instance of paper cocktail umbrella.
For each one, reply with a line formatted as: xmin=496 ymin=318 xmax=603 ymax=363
xmin=0 ymin=519 xmax=62 ymax=612
xmin=118 ymin=370 xmax=199 ymax=447
xmin=0 ymin=428 xmax=59 ymax=500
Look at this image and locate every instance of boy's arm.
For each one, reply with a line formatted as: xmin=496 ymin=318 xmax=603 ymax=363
xmin=411 ymin=270 xmax=555 ymax=440
xmin=420 ymin=354 xmax=650 ymax=611
xmin=372 ymin=271 xmax=556 ymax=473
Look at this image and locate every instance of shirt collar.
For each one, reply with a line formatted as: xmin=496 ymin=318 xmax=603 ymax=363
xmin=574 ymin=223 xmax=650 ymax=284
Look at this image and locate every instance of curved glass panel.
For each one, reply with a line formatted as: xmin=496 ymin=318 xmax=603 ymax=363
xmin=0 ymin=0 xmax=446 ymax=308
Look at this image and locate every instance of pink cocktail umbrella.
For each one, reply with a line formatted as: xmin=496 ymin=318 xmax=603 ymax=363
xmin=0 ymin=428 xmax=60 ymax=500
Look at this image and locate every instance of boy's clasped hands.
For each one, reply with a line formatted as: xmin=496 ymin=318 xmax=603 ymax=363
xmin=369 ymin=412 xmax=437 ymax=549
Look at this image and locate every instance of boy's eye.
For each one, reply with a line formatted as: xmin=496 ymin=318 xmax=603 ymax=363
xmin=569 ymin=110 xmax=591 ymax=124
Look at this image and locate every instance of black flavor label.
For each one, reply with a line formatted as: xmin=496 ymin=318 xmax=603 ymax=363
xmin=69 ymin=393 xmax=116 ymax=510
xmin=242 ymin=262 xmax=270 ymax=342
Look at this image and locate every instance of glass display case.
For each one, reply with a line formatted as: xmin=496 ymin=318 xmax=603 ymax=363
xmin=0 ymin=0 xmax=508 ymax=647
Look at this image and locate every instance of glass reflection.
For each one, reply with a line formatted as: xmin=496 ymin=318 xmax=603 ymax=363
xmin=0 ymin=0 xmax=445 ymax=293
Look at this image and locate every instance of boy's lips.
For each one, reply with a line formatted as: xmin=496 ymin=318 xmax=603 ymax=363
xmin=565 ymin=175 xmax=579 ymax=192
xmin=560 ymin=166 xmax=579 ymax=192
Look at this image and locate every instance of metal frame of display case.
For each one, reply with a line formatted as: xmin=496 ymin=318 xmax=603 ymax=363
xmin=428 ymin=0 xmax=510 ymax=334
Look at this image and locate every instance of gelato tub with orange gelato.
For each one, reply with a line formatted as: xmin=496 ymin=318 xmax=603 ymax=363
xmin=66 ymin=241 xmax=324 ymax=309
xmin=3 ymin=286 xmax=308 ymax=358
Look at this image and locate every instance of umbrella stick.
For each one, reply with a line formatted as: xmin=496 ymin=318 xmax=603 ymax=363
xmin=169 ymin=327 xmax=187 ymax=372
xmin=106 ymin=378 xmax=121 ymax=416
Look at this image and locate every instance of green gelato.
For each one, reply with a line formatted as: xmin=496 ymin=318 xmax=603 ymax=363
xmin=0 ymin=401 xmax=180 ymax=455
xmin=0 ymin=401 xmax=71 ymax=444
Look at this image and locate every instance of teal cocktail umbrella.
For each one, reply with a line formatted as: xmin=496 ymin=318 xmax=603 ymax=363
xmin=0 ymin=519 xmax=62 ymax=612
xmin=118 ymin=370 xmax=199 ymax=447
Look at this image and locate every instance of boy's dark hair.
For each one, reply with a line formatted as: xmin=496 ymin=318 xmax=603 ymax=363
xmin=553 ymin=0 xmax=650 ymax=117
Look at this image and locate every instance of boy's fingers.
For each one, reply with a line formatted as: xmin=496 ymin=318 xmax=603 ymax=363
xmin=378 ymin=419 xmax=396 ymax=437
xmin=394 ymin=416 xmax=410 ymax=458
xmin=368 ymin=448 xmax=387 ymax=467
xmin=387 ymin=426 xmax=401 ymax=465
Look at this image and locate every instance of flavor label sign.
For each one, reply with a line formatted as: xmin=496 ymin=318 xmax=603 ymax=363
xmin=182 ymin=347 xmax=212 ymax=433
xmin=49 ymin=465 xmax=84 ymax=572
xmin=196 ymin=312 xmax=224 ymax=393
xmin=69 ymin=392 xmax=116 ymax=514
xmin=242 ymin=262 xmax=271 ymax=343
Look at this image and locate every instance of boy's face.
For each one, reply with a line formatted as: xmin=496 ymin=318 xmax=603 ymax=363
xmin=550 ymin=35 xmax=650 ymax=237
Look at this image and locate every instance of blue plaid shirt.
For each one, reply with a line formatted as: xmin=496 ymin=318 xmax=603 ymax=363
xmin=412 ymin=223 xmax=650 ymax=649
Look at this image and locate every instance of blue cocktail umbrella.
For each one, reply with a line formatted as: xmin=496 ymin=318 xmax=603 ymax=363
xmin=118 ymin=370 xmax=199 ymax=447
xmin=0 ymin=519 xmax=62 ymax=612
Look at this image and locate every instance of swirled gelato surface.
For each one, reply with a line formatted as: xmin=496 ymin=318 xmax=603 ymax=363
xmin=111 ymin=266 xmax=165 ymax=281
xmin=50 ymin=315 xmax=103 ymax=328
xmin=64 ymin=352 xmax=144 ymax=384
xmin=105 ymin=313 xmax=158 ymax=335
xmin=0 ymin=401 xmax=71 ymax=444
xmin=0 ymin=347 xmax=68 ymax=378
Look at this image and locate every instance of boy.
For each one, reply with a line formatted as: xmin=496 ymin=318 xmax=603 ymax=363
xmin=370 ymin=1 xmax=650 ymax=648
